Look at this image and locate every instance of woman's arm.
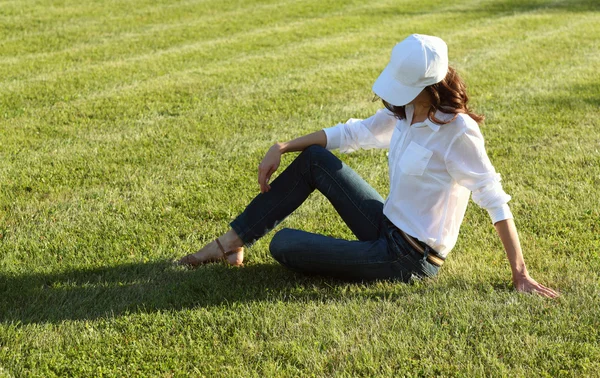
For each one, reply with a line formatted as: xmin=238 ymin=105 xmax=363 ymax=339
xmin=258 ymin=130 xmax=327 ymax=193
xmin=258 ymin=108 xmax=396 ymax=193
xmin=494 ymin=218 xmax=559 ymax=298
xmin=277 ymin=130 xmax=327 ymax=153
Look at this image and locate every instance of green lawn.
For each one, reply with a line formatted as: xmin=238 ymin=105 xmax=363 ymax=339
xmin=1 ymin=0 xmax=599 ymax=376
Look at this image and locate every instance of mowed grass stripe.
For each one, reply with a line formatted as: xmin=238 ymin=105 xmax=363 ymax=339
xmin=0 ymin=0 xmax=485 ymax=51
xmin=0 ymin=0 xmax=321 ymax=63
xmin=1 ymin=4 xmax=588 ymax=118
xmin=1 ymin=9 xmax=595 ymax=131
xmin=0 ymin=0 xmax=261 ymax=43
xmin=1 ymin=14 xmax=596 ymax=152
xmin=1 ymin=0 xmax=569 ymax=80
xmin=0 ymin=0 xmax=393 ymax=83
xmin=0 ymin=0 xmax=484 ymax=82
xmin=2 ymin=2 xmax=484 ymax=115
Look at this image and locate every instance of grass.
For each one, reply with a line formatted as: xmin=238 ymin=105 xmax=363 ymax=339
xmin=1 ymin=0 xmax=599 ymax=376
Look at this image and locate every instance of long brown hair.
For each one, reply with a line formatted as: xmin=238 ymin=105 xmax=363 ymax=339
xmin=381 ymin=66 xmax=484 ymax=125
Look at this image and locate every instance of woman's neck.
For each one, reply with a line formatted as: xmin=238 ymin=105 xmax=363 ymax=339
xmin=409 ymin=90 xmax=433 ymax=125
xmin=411 ymin=101 xmax=431 ymax=125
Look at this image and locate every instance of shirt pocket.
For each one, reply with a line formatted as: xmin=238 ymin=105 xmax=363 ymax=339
xmin=399 ymin=141 xmax=433 ymax=176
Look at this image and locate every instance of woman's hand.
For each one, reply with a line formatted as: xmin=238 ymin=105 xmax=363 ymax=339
xmin=258 ymin=143 xmax=283 ymax=193
xmin=494 ymin=219 xmax=559 ymax=299
xmin=513 ymin=274 xmax=559 ymax=298
xmin=256 ymin=132 xmax=327 ymax=193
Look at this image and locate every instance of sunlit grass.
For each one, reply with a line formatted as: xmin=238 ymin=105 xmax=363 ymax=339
xmin=1 ymin=0 xmax=599 ymax=376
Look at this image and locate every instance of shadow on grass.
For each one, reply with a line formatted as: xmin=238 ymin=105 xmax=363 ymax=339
xmin=361 ymin=0 xmax=598 ymax=21
xmin=1 ymin=260 xmax=437 ymax=324
xmin=472 ymin=0 xmax=600 ymax=14
xmin=547 ymin=82 xmax=600 ymax=108
xmin=1 ymin=259 xmax=516 ymax=324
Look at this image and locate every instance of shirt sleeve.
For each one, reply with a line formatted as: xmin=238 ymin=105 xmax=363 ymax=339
xmin=322 ymin=108 xmax=397 ymax=153
xmin=444 ymin=122 xmax=513 ymax=224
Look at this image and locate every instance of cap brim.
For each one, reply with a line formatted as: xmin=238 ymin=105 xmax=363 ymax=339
xmin=372 ymin=64 xmax=424 ymax=106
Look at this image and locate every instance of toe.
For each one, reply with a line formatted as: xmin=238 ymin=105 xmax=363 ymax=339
xmin=176 ymin=254 xmax=199 ymax=268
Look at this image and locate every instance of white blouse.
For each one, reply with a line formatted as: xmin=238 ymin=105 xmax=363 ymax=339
xmin=322 ymin=104 xmax=513 ymax=257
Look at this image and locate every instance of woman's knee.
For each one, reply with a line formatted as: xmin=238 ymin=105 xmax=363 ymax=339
xmin=303 ymin=144 xmax=326 ymax=153
xmin=299 ymin=144 xmax=329 ymax=161
xmin=269 ymin=228 xmax=295 ymax=263
xmin=298 ymin=144 xmax=341 ymax=173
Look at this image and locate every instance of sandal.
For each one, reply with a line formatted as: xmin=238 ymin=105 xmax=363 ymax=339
xmin=215 ymin=238 xmax=244 ymax=267
xmin=177 ymin=238 xmax=244 ymax=268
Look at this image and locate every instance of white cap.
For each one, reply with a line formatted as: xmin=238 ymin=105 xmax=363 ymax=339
xmin=372 ymin=34 xmax=448 ymax=106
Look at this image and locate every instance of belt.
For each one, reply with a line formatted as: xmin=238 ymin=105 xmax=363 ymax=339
xmin=397 ymin=229 xmax=445 ymax=267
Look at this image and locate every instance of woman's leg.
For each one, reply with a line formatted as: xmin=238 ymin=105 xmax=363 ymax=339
xmin=179 ymin=145 xmax=386 ymax=266
xmin=230 ymin=145 xmax=386 ymax=246
xmin=269 ymin=228 xmax=416 ymax=282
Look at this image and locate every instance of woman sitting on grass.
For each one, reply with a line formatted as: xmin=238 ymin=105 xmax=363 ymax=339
xmin=178 ymin=34 xmax=558 ymax=298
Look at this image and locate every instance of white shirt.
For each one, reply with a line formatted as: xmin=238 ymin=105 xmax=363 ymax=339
xmin=323 ymin=104 xmax=513 ymax=258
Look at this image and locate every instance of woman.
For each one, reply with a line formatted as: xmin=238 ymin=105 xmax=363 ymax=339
xmin=178 ymin=34 xmax=558 ymax=298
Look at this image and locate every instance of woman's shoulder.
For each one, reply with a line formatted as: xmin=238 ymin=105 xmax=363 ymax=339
xmin=376 ymin=107 xmax=397 ymax=120
xmin=439 ymin=112 xmax=482 ymax=135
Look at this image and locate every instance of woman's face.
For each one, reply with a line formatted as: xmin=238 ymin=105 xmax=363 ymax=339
xmin=408 ymin=89 xmax=432 ymax=107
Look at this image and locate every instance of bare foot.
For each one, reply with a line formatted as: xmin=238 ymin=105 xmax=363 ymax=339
xmin=177 ymin=230 xmax=244 ymax=268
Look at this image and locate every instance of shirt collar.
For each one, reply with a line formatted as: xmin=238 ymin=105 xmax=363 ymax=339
xmin=405 ymin=104 xmax=441 ymax=132
xmin=418 ymin=119 xmax=441 ymax=132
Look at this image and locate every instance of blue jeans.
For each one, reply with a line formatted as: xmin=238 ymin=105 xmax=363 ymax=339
xmin=230 ymin=145 xmax=439 ymax=282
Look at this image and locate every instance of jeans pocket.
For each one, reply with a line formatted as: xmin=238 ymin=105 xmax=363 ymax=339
xmin=386 ymin=226 xmax=439 ymax=280
xmin=389 ymin=256 xmax=421 ymax=283
xmin=420 ymin=260 xmax=440 ymax=278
